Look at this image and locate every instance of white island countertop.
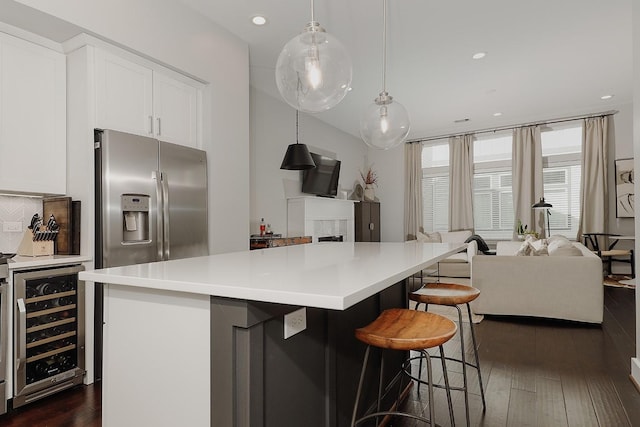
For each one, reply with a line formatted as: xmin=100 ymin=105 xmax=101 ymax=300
xmin=79 ymin=241 xmax=463 ymax=310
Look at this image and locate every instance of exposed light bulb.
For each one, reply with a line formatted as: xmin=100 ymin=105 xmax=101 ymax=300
xmin=305 ymin=44 xmax=323 ymax=89
xmin=379 ymin=106 xmax=389 ymax=134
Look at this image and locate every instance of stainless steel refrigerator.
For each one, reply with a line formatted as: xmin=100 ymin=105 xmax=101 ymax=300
xmin=94 ymin=128 xmax=208 ymax=377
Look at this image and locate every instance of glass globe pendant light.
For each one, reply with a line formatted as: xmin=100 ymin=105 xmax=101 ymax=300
xmin=360 ymin=0 xmax=410 ymax=150
xmin=275 ymin=0 xmax=352 ymax=113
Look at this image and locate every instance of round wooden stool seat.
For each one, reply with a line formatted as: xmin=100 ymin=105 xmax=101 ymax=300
xmin=409 ymin=282 xmax=480 ymax=306
xmin=355 ymin=308 xmax=457 ymax=351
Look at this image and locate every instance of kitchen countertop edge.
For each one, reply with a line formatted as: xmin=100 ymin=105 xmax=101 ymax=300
xmin=9 ymin=255 xmax=92 ymax=270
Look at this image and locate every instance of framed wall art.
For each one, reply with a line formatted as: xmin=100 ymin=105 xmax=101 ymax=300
xmin=615 ymin=158 xmax=634 ymax=218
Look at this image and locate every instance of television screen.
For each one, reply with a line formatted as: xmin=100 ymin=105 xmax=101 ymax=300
xmin=302 ymin=153 xmax=341 ymax=197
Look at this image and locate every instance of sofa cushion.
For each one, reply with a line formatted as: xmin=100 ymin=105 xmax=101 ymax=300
xmin=416 ymin=231 xmax=441 ymax=243
xmin=440 ymin=230 xmax=472 ymax=243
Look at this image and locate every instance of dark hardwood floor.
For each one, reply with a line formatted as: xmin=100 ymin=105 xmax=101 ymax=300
xmin=393 ymin=286 xmax=640 ymax=427
xmin=0 ymin=382 xmax=100 ymax=427
xmin=0 ymin=287 xmax=637 ymax=427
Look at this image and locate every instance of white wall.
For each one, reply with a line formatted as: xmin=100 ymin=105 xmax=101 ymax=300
xmin=609 ymin=102 xmax=635 ymax=239
xmin=14 ymin=0 xmax=250 ymax=254
xmin=250 ymin=87 xmax=365 ymax=236
xmin=367 ymin=145 xmax=405 ymax=242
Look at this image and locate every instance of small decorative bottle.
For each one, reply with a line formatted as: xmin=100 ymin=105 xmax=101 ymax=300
xmin=260 ymin=218 xmax=266 ymax=237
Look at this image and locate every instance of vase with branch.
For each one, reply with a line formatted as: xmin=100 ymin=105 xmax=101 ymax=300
xmin=361 ymin=166 xmax=378 ymax=201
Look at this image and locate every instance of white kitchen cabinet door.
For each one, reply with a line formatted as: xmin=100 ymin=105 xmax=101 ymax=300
xmin=153 ymin=73 xmax=198 ymax=147
xmin=0 ymin=33 xmax=66 ymax=195
xmin=94 ymin=49 xmax=153 ymax=137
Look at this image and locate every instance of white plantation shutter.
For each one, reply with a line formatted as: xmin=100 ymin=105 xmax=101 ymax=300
xmin=543 ymin=164 xmax=581 ymax=237
xmin=473 ymin=170 xmax=514 ymax=239
xmin=422 ymin=174 xmax=449 ymax=232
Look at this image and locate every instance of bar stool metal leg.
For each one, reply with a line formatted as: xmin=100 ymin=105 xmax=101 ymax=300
xmin=351 ymin=346 xmax=371 ymax=427
xmin=467 ymin=302 xmax=486 ymax=411
xmin=455 ymin=305 xmax=471 ymax=427
xmin=437 ymin=346 xmax=455 ymax=427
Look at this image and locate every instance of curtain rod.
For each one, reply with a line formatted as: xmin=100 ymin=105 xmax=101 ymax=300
xmin=406 ymin=110 xmax=619 ymax=144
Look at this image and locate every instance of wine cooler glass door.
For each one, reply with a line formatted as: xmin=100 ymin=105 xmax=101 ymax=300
xmin=13 ymin=265 xmax=85 ymax=407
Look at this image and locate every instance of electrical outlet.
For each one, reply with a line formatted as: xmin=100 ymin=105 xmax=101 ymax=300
xmin=284 ymin=307 xmax=307 ymax=339
xmin=3 ymin=221 xmax=22 ymax=232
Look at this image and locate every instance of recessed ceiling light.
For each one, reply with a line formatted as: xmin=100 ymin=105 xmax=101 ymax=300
xmin=493 ymin=112 xmax=503 ymax=117
xmin=251 ymin=15 xmax=267 ymax=26
xmin=600 ymin=94 xmax=614 ymax=100
xmin=472 ymin=52 xmax=486 ymax=60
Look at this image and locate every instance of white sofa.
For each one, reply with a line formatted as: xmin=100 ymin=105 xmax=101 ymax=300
xmin=471 ymin=240 xmax=603 ymax=323
xmin=417 ymin=230 xmax=477 ymax=278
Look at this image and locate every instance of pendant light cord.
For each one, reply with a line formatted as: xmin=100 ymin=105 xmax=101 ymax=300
xmin=296 ymin=110 xmax=299 ymax=144
xmin=310 ymin=0 xmax=315 ymax=23
xmin=382 ymin=0 xmax=387 ymax=93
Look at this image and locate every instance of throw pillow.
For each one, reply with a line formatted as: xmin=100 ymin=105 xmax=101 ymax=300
xmin=515 ymin=241 xmax=534 ymax=256
xmin=534 ymin=240 xmax=549 ymax=256
xmin=440 ymin=230 xmax=472 ymax=243
xmin=548 ymin=239 xmax=582 ymax=256
xmin=416 ymin=231 xmax=441 ymax=243
xmin=547 ymin=234 xmax=570 ymax=245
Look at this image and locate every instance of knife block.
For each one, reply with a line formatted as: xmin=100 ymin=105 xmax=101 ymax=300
xmin=17 ymin=231 xmax=54 ymax=256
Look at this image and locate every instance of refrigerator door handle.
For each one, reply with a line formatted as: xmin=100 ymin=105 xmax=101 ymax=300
xmin=162 ymin=173 xmax=170 ymax=260
xmin=16 ymin=298 xmax=26 ymax=372
xmin=153 ymin=171 xmax=164 ymax=260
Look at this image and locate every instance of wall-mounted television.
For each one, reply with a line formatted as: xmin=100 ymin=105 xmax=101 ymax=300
xmin=302 ymin=153 xmax=341 ymax=198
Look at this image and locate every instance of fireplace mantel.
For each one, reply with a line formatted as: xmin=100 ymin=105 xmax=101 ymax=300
xmin=286 ymin=197 xmax=355 ymax=243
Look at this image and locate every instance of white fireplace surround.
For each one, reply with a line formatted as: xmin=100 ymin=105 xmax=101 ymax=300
xmin=287 ymin=197 xmax=355 ymax=243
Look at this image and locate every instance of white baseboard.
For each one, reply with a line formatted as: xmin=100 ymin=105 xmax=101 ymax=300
xmin=632 ymin=358 xmax=640 ymax=392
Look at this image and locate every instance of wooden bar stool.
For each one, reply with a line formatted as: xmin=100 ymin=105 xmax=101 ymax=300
xmin=351 ymin=308 xmax=457 ymax=426
xmin=409 ymin=283 xmax=486 ymax=427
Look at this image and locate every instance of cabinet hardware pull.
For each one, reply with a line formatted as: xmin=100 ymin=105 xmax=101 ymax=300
xmin=149 ymin=116 xmax=154 ymax=135
xmin=157 ymin=117 xmax=161 ymax=136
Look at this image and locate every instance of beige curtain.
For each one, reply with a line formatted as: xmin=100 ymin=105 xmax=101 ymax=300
xmin=578 ymin=116 xmax=610 ymax=238
xmin=404 ymin=142 xmax=423 ymax=240
xmin=448 ymin=135 xmax=474 ymax=231
xmin=512 ymin=126 xmax=543 ymax=239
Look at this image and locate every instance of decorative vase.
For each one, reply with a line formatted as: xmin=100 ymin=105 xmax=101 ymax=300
xmin=364 ymin=184 xmax=375 ymax=201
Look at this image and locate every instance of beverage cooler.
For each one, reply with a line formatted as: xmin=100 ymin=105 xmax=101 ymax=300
xmin=13 ymin=265 xmax=85 ymax=408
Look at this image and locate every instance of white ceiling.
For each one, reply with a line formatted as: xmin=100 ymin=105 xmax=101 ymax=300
xmin=178 ymin=0 xmax=632 ymax=141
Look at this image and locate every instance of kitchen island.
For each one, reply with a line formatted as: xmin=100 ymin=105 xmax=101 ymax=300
xmin=79 ymin=241 xmax=464 ymax=427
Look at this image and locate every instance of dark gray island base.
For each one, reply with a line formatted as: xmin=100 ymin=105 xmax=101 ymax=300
xmin=211 ymin=281 xmax=408 ymax=427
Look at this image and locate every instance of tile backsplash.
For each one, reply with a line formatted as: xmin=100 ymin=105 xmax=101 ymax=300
xmin=0 ymin=195 xmax=42 ymax=253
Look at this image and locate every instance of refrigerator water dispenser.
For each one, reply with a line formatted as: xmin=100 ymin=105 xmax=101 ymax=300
xmin=121 ymin=194 xmax=149 ymax=242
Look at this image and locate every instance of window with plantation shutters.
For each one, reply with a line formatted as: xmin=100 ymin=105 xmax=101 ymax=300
xmin=541 ymin=125 xmax=582 ymax=238
xmin=421 ymin=123 xmax=582 ymax=240
xmin=473 ymin=133 xmax=513 ymax=239
xmin=421 ymin=143 xmax=449 ymax=231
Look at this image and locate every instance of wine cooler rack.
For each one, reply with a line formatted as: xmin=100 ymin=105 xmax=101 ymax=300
xmin=14 ymin=265 xmax=85 ymax=408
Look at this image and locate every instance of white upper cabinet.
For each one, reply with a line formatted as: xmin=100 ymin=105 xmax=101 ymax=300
xmin=152 ymin=73 xmax=197 ymax=147
xmin=94 ymin=49 xmax=199 ymax=148
xmin=94 ymin=49 xmax=153 ymax=138
xmin=0 ymin=32 xmax=66 ymax=195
